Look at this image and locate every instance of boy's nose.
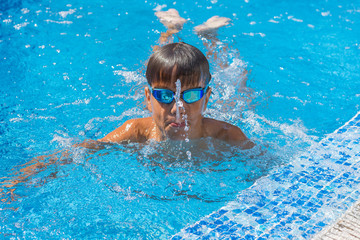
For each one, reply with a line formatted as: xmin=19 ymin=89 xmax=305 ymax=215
xmin=170 ymin=100 xmax=185 ymax=115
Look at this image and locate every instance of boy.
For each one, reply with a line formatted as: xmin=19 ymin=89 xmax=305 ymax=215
xmin=99 ymin=42 xmax=251 ymax=147
xmin=99 ymin=10 xmax=252 ymax=148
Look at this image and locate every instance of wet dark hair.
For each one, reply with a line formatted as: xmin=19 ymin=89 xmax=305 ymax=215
xmin=146 ymin=42 xmax=211 ymax=87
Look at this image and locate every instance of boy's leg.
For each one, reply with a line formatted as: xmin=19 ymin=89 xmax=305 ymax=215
xmin=194 ymin=16 xmax=231 ymax=68
xmin=195 ymin=16 xmax=249 ymax=88
xmin=194 ymin=16 xmax=231 ymax=38
xmin=154 ymin=9 xmax=187 ymax=50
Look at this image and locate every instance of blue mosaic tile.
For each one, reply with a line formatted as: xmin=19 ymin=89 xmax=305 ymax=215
xmin=185 ymin=225 xmax=203 ymax=235
xmin=244 ymin=234 xmax=256 ymax=240
xmin=244 ymin=206 xmax=258 ymax=215
xmin=171 ymin=236 xmax=182 ymax=240
xmin=230 ymin=234 xmax=242 ymax=240
xmin=214 ymin=224 xmax=230 ymax=233
xmin=174 ymin=112 xmax=360 ymax=239
xmin=255 ymin=218 xmax=267 ymax=224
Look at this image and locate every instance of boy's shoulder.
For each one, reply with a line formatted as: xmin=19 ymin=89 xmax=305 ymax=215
xmin=99 ymin=117 xmax=153 ymax=143
xmin=128 ymin=117 xmax=153 ymax=127
xmin=203 ymin=118 xmax=248 ymax=144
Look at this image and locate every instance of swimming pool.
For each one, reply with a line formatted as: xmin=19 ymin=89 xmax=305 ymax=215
xmin=1 ymin=0 xmax=359 ymax=239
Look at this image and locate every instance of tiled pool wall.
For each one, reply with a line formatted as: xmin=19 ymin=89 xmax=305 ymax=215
xmin=173 ymin=112 xmax=360 ymax=239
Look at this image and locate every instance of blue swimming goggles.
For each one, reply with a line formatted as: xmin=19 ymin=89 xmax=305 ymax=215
xmin=150 ymin=85 xmax=209 ymax=104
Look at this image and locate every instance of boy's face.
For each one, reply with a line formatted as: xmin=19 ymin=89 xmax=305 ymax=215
xmin=145 ymin=81 xmax=211 ymax=140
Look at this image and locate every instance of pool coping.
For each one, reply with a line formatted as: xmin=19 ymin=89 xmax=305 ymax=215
xmin=173 ymin=111 xmax=360 ymax=239
xmin=312 ymin=197 xmax=360 ymax=239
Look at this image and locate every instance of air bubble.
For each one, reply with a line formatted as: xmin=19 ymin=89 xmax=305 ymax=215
xmin=186 ymin=150 xmax=191 ymax=160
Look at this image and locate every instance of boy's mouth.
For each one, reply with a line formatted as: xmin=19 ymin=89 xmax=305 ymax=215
xmin=169 ymin=122 xmax=186 ymax=128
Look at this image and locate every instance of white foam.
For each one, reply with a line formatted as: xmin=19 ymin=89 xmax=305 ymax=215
xmin=14 ymin=22 xmax=29 ymax=30
xmin=113 ymin=70 xmax=146 ymax=84
xmin=54 ymin=98 xmax=92 ymax=108
xmin=153 ymin=4 xmax=167 ymax=11
xmin=44 ymin=19 xmax=73 ymax=24
xmin=21 ymin=8 xmax=30 ymax=14
xmin=50 ymin=134 xmax=73 ymax=148
xmin=58 ymin=9 xmax=76 ymax=18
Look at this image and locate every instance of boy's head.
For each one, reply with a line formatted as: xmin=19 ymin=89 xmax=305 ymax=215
xmin=146 ymin=42 xmax=211 ymax=87
xmin=144 ymin=42 xmax=212 ymax=140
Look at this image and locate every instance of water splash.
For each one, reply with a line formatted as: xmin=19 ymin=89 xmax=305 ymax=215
xmin=175 ymin=79 xmax=182 ymax=122
xmin=183 ymin=114 xmax=190 ymax=142
xmin=175 ymin=79 xmax=189 ymax=142
xmin=175 ymin=79 xmax=191 ymax=141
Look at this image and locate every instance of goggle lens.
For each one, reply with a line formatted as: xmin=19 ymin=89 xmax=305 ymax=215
xmin=183 ymin=89 xmax=204 ymax=103
xmin=153 ymin=89 xmax=174 ymax=104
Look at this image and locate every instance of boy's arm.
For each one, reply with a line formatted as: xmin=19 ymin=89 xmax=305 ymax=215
xmin=0 ymin=149 xmax=72 ymax=203
xmin=98 ymin=118 xmax=147 ymax=143
xmin=98 ymin=120 xmax=132 ymax=143
xmin=206 ymin=119 xmax=254 ymax=149
xmin=0 ymin=120 xmax=138 ymax=202
xmin=226 ymin=124 xmax=255 ymax=149
xmin=0 ymin=119 xmax=147 ymax=203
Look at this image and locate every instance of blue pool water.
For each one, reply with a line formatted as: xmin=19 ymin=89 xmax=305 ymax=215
xmin=1 ymin=0 xmax=359 ymax=239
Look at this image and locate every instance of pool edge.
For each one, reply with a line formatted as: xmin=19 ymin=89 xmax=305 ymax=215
xmin=312 ymin=197 xmax=360 ymax=240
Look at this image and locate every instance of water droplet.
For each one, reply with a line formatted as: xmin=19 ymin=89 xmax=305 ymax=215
xmin=186 ymin=150 xmax=191 ymax=160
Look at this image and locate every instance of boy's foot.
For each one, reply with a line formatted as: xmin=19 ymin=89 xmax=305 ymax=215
xmin=194 ymin=16 xmax=231 ymax=36
xmin=155 ymin=9 xmax=187 ymax=31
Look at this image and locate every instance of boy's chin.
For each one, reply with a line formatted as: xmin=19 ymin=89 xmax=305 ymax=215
xmin=165 ymin=128 xmax=189 ymax=140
